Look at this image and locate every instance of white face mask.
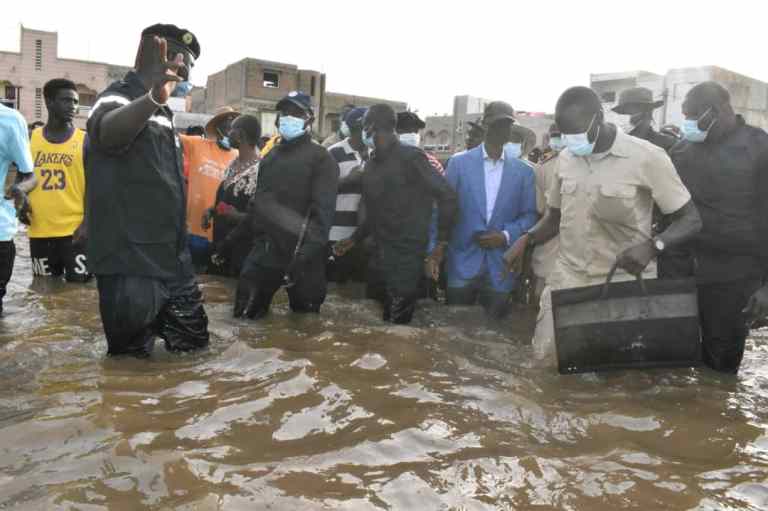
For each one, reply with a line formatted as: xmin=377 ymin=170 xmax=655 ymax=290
xmin=399 ymin=133 xmax=421 ymax=147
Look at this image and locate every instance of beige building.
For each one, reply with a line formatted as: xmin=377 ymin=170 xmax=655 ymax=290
xmin=199 ymin=58 xmax=406 ymax=138
xmin=0 ymin=26 xmax=130 ymax=129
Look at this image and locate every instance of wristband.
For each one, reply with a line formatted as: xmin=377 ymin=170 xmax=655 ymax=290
xmin=147 ymin=91 xmax=166 ymax=108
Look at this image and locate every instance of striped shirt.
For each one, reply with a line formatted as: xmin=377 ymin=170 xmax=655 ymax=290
xmin=328 ymin=138 xmax=367 ymax=241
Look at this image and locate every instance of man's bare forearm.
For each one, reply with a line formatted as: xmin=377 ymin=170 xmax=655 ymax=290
xmin=657 ymin=200 xmax=701 ymax=248
xmin=529 ymin=207 xmax=561 ymax=245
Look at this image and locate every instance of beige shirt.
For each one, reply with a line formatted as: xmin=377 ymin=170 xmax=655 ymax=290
xmin=547 ymin=129 xmax=691 ymax=281
xmin=532 ymin=155 xmax=560 ymax=279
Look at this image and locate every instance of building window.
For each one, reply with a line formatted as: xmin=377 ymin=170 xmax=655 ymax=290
xmin=263 ymin=71 xmax=279 ymax=88
xmin=35 ymin=88 xmax=42 ymax=119
xmin=0 ymin=84 xmax=18 ymax=109
xmin=35 ymin=39 xmax=42 ymax=71
xmin=601 ymin=91 xmax=616 ymax=103
xmin=310 ymin=76 xmax=316 ymax=97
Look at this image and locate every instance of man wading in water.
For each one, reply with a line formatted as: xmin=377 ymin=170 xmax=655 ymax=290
xmin=86 ymin=24 xmax=209 ymax=358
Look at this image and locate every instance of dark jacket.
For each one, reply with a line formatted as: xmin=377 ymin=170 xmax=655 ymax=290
xmin=86 ymin=71 xmax=186 ymax=279
xmin=670 ymin=116 xmax=768 ymax=282
xmin=354 ymin=141 xmax=457 ymax=253
xmin=227 ymin=133 xmax=339 ymax=269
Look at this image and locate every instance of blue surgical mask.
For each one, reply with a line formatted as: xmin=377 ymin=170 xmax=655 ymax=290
xmin=503 ymin=142 xmax=522 ymax=159
xmin=681 ymin=107 xmax=715 ymax=143
xmin=279 ymin=116 xmax=307 ymax=141
xmin=549 ymin=136 xmax=565 ymax=151
xmin=399 ymin=133 xmax=421 ymax=147
xmin=340 ymin=121 xmax=351 ymax=138
xmin=362 ymin=128 xmax=375 ymax=149
xmin=217 ymin=136 xmax=231 ymax=150
xmin=563 ymin=115 xmax=598 ymax=157
xmin=171 ymin=81 xmax=193 ymax=98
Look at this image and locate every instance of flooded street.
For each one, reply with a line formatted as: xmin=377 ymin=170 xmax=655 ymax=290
xmin=2 ymin=237 xmax=768 ymax=510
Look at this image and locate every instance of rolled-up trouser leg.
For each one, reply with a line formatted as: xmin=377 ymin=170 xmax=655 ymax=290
xmin=288 ymin=255 xmax=327 ymax=313
xmin=699 ymin=278 xmax=761 ymax=374
xmin=157 ymin=252 xmax=210 ymax=352
xmin=97 ymin=274 xmax=167 ymax=358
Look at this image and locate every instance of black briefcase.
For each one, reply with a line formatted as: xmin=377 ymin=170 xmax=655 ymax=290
xmin=552 ymin=263 xmax=702 ymax=374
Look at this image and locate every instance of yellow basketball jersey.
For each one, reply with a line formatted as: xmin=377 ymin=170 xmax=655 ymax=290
xmin=28 ymin=128 xmax=86 ymax=238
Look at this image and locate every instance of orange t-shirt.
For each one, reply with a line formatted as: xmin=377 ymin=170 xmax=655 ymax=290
xmin=180 ymin=135 xmax=238 ymax=242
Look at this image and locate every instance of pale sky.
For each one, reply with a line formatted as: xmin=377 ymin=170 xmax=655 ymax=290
xmin=2 ymin=0 xmax=766 ymax=116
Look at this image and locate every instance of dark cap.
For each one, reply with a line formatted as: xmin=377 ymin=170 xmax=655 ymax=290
xmin=276 ymin=91 xmax=313 ymax=115
xmin=467 ymin=120 xmax=485 ymax=135
xmin=611 ymin=87 xmax=664 ymax=115
xmin=142 ymin=23 xmax=200 ymax=59
xmin=396 ymin=111 xmax=426 ymax=132
xmin=482 ymin=101 xmax=516 ymax=125
xmin=344 ymin=107 xmax=368 ymax=129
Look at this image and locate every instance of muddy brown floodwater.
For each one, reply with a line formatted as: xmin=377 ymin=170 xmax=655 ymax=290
xmin=2 ymin=236 xmax=768 ymax=510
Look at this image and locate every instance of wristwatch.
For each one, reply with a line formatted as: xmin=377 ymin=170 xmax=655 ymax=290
xmin=652 ymin=236 xmax=665 ymax=253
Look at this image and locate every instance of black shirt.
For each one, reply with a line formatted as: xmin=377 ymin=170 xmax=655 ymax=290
xmin=670 ymin=115 xmax=768 ymax=283
xmin=86 ymin=71 xmax=187 ymax=279
xmin=228 ymin=133 xmax=339 ymax=269
xmin=644 ymin=128 xmax=678 ymax=153
xmin=354 ymin=141 xmax=457 ymax=253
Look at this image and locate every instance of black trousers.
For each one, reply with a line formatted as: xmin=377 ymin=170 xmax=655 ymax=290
xmin=698 ymin=278 xmax=762 ymax=374
xmin=96 ymin=251 xmax=209 ymax=358
xmin=234 ymin=253 xmax=327 ymax=319
xmin=29 ymin=236 xmax=91 ymax=283
xmin=0 ymin=241 xmax=15 ymax=308
xmin=368 ymin=248 xmax=424 ymax=325
xmin=446 ymin=274 xmax=510 ymax=319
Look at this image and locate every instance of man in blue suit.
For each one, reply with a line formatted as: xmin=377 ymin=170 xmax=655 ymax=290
xmin=437 ymin=101 xmax=538 ymax=318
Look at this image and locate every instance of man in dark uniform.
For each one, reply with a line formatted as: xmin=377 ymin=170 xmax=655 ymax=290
xmin=224 ymin=91 xmax=339 ymax=319
xmin=86 ymin=24 xmax=209 ymax=358
xmin=671 ymin=81 xmax=768 ymax=373
xmin=336 ymin=104 xmax=458 ymax=324
xmin=614 ymin=87 xmax=686 ymax=278
xmin=612 ymin=87 xmax=677 ymax=152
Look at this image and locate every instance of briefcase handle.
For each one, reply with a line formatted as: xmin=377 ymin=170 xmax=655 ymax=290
xmin=601 ymin=260 xmax=648 ymax=299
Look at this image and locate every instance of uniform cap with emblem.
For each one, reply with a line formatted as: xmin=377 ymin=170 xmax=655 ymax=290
xmin=276 ymin=91 xmax=313 ymax=116
xmin=141 ymin=23 xmax=200 ymax=59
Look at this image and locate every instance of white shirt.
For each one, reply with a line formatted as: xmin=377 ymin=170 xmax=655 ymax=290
xmin=481 ymin=144 xmax=510 ymax=244
xmin=482 ymin=143 xmax=504 ymax=221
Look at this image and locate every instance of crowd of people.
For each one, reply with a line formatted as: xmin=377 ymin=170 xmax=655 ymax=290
xmin=1 ymin=23 xmax=767 ymax=375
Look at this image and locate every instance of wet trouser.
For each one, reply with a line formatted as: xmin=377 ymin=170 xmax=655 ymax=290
xmin=698 ymin=278 xmax=762 ymax=374
xmin=96 ymin=252 xmax=209 ymax=358
xmin=374 ymin=249 xmax=424 ymax=325
xmin=30 ymin=236 xmax=90 ymax=283
xmin=234 ymin=254 xmax=327 ymax=319
xmin=0 ymin=241 xmax=15 ymax=311
xmin=446 ymin=273 xmax=511 ymax=319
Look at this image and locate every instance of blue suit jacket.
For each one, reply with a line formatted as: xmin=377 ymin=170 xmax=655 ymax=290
xmin=444 ymin=146 xmax=538 ymax=292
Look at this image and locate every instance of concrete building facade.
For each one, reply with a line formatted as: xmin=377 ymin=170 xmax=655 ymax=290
xmin=591 ymin=66 xmax=768 ymax=131
xmin=199 ymin=58 xmax=406 ymax=139
xmin=0 ymin=26 xmax=130 ymax=129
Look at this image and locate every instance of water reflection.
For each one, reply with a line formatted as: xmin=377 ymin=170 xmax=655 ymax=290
xmin=0 ymin=236 xmax=767 ymax=509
